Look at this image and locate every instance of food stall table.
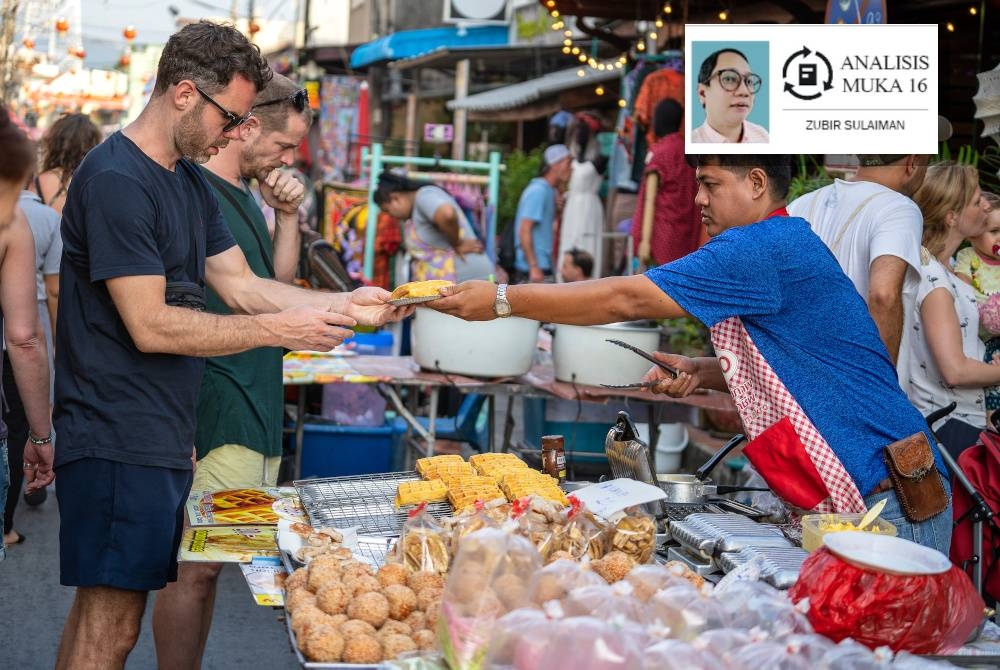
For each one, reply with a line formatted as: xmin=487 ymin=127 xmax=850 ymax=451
xmin=283 ymin=352 xmax=737 ymax=479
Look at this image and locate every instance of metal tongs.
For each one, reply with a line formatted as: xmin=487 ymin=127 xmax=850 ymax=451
xmin=600 ymin=338 xmax=679 ymax=390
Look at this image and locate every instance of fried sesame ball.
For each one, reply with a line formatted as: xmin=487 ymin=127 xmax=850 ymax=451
xmin=328 ymin=613 xmax=349 ymax=627
xmin=299 ymin=624 xmax=345 ymax=663
xmin=383 ymin=584 xmax=418 ymax=621
xmin=346 ymin=574 xmax=381 ymax=598
xmin=291 ymin=606 xmax=335 ymax=640
xmin=339 ymin=619 xmax=377 ymax=638
xmin=423 ymin=596 xmax=442 ymax=630
xmin=285 ymin=588 xmax=317 ymax=614
xmin=416 ymin=587 xmax=444 ymax=612
xmin=448 ymin=564 xmax=489 ymax=602
xmin=332 ymin=547 xmax=354 ymax=560
xmin=377 ymin=563 xmax=411 ymax=588
xmin=342 ymin=633 xmax=383 ymax=664
xmin=592 ymin=550 xmax=635 ymax=584
xmin=285 ymin=567 xmax=310 ymax=592
xmin=315 ymin=583 xmax=349 ymax=616
xmin=378 ymin=619 xmax=412 ymax=638
xmin=460 ymin=590 xmax=503 ymax=619
xmin=404 ymin=611 xmax=427 ymax=632
xmin=307 ymin=558 xmax=342 ymax=592
xmin=341 ymin=560 xmax=375 ymax=581
xmin=493 ymin=573 xmax=529 ymax=610
xmin=346 ymin=591 xmax=390 ymax=628
xmin=412 ymin=629 xmax=436 ymax=651
xmin=407 ymin=570 xmax=445 ymax=593
xmin=381 ymin=633 xmax=417 ymax=659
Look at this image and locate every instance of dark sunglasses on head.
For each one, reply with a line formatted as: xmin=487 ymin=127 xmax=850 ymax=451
xmin=194 ymin=84 xmax=251 ymax=132
xmin=254 ymin=88 xmax=310 ymax=113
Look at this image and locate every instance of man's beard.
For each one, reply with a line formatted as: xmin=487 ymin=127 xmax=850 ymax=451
xmin=240 ymin=143 xmax=276 ymax=181
xmin=176 ymin=104 xmax=217 ymax=164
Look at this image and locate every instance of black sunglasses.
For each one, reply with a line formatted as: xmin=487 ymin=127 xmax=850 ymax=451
xmin=194 ymin=84 xmax=251 ymax=132
xmin=254 ymin=89 xmax=309 ymax=113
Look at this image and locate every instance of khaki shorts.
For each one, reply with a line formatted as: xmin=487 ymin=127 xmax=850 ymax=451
xmin=191 ymin=444 xmax=281 ymax=492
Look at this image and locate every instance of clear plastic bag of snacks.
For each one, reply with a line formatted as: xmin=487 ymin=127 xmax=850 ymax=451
xmin=511 ymin=496 xmax=563 ymax=562
xmin=558 ymin=496 xmax=608 ymax=562
xmin=528 ymin=558 xmax=606 ymax=607
xmin=606 ymin=506 xmax=657 ymax=564
xmin=642 ymin=639 xmax=721 ymax=670
xmin=647 ymin=584 xmax=728 ymax=641
xmin=394 ymin=502 xmax=451 ymax=574
xmin=560 ymin=581 xmax=649 ymax=623
xmin=533 ymin=616 xmax=650 ymax=670
xmin=437 ymin=527 xmax=542 ymax=670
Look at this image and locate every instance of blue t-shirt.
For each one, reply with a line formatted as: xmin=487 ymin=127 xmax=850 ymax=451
xmin=513 ymin=177 xmax=556 ymax=272
xmin=54 ymin=132 xmax=236 ymax=470
xmin=645 ymin=215 xmax=945 ymax=497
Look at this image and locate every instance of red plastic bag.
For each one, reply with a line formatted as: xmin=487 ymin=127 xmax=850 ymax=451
xmin=788 ymin=547 xmax=984 ymax=654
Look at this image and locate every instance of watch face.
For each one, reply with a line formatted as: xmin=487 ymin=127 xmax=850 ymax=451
xmin=494 ymin=300 xmax=511 ymax=317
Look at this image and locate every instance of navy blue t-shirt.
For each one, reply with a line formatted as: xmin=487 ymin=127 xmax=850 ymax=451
xmin=54 ymin=132 xmax=236 ymax=470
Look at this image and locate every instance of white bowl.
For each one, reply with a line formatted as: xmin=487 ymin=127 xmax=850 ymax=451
xmin=823 ymin=531 xmax=951 ymax=575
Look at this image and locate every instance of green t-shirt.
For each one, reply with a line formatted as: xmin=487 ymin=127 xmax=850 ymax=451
xmin=195 ymin=168 xmax=283 ymax=459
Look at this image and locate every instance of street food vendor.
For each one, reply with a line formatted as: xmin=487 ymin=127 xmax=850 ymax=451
xmin=430 ymin=154 xmax=953 ymax=555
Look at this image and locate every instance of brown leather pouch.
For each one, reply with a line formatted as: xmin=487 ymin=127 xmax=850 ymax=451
xmin=883 ymin=432 xmax=948 ymax=522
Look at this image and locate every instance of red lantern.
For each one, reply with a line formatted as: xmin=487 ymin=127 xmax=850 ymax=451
xmin=119 ymin=52 xmax=131 ymax=67
xmin=123 ymin=25 xmax=137 ymax=41
xmin=248 ymin=20 xmax=260 ymax=35
xmin=55 ymin=17 xmax=69 ymax=35
xmin=22 ymin=37 xmax=34 ymax=50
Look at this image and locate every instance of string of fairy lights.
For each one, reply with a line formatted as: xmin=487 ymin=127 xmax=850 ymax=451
xmin=541 ymin=1 xmax=733 ymax=105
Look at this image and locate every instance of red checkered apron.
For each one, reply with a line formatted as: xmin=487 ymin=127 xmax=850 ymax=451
xmin=712 ymin=317 xmax=866 ymax=514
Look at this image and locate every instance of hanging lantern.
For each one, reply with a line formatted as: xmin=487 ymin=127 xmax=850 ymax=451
xmin=248 ymin=20 xmax=260 ymax=36
xmin=55 ymin=17 xmax=69 ymax=35
xmin=123 ymin=25 xmax=137 ymax=41
xmin=119 ymin=52 xmax=132 ymax=68
xmin=22 ymin=37 xmax=35 ymax=50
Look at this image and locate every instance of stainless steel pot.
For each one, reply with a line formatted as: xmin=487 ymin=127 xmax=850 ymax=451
xmin=656 ymin=434 xmax=769 ymax=504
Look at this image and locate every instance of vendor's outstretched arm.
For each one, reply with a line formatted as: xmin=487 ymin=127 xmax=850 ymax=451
xmin=205 ymin=244 xmax=409 ymax=326
xmin=432 ymin=275 xmax=689 ymax=324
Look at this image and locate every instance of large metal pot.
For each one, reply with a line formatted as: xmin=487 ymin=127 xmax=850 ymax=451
xmin=656 ymin=434 xmax=768 ymax=503
xmin=411 ymin=308 xmax=540 ymax=378
xmin=552 ymin=321 xmax=661 ymax=386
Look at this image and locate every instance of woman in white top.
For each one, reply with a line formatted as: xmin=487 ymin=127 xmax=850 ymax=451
xmin=909 ymin=162 xmax=995 ymax=457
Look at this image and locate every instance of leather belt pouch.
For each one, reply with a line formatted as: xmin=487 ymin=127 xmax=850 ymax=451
xmin=883 ymin=432 xmax=947 ymax=522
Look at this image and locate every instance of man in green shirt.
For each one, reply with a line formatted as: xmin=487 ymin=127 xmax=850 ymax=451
xmin=152 ymin=73 xmax=314 ymax=668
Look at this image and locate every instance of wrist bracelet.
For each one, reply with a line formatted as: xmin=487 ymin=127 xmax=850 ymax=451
xmin=28 ymin=432 xmax=52 ymax=445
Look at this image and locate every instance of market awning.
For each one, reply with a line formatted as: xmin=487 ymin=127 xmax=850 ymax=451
xmin=446 ymin=65 xmax=619 ymax=118
xmin=349 ymin=25 xmax=509 ymax=70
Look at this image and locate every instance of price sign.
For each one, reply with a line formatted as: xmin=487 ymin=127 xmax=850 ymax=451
xmin=569 ymin=479 xmax=666 ymax=521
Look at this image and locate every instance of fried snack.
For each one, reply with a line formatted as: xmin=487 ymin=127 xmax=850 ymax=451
xmin=384 ymin=584 xmax=418 ymax=621
xmin=382 ymin=633 xmax=417 ymax=659
xmin=408 ymin=570 xmax=445 ymax=593
xmin=664 ymin=560 xmax=706 ymax=589
xmin=378 ymin=620 xmax=412 ymax=639
xmin=469 ymin=453 xmax=530 ymax=478
xmin=413 ymin=629 xmax=436 ymax=651
xmin=299 ymin=624 xmax=345 ymax=663
xmin=390 ymin=279 xmax=454 ymax=301
xmin=448 ymin=479 xmax=506 ymax=512
xmin=609 ymin=514 xmax=656 ymax=563
xmin=377 ymin=563 xmax=411 ymax=588
xmin=285 ymin=567 xmax=309 ymax=592
xmin=346 ymin=591 xmax=390 ymax=628
xmin=339 ymin=619 xmax=377 ymax=638
xmin=404 ymin=610 xmax=427 ymax=632
xmin=290 ymin=603 xmax=329 ymax=639
xmin=592 ymin=550 xmax=636 ymax=583
xmin=342 ymin=633 xmax=383 ymax=664
xmin=400 ymin=529 xmax=450 ymax=573
xmin=415 ymin=454 xmax=464 ymax=473
xmin=285 ymin=588 xmax=317 ymax=614
xmin=426 ymin=463 xmax=476 ymax=483
xmin=395 ymin=479 xmax=449 ymax=508
xmin=315 ymin=583 xmax=349 ymax=615
xmin=499 ymin=471 xmax=568 ymax=506
xmin=416 ymin=586 xmax=444 ymax=612
xmin=345 ymin=574 xmax=381 ymax=597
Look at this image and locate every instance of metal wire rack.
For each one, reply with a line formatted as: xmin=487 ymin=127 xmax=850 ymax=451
xmin=293 ymin=472 xmax=452 ymax=537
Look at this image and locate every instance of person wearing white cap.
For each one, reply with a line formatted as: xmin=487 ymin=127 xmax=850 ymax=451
xmin=787 ymin=115 xmax=954 ymax=398
xmin=512 ymin=144 xmax=573 ymax=283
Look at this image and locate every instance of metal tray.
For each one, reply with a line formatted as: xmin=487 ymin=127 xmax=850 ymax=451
xmin=716 ymin=546 xmax=809 ymax=589
xmin=670 ymin=513 xmax=790 ymax=558
xmin=665 ymin=545 xmax=719 ymax=576
xmin=294 ymin=472 xmax=452 ymax=537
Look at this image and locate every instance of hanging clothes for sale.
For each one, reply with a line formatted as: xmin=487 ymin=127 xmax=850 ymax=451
xmin=559 ymin=160 xmax=604 ymax=277
xmin=634 ymin=66 xmax=685 ymax=147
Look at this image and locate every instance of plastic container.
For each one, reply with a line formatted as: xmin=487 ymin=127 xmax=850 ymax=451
xmin=655 ymin=423 xmax=689 ymax=473
xmin=297 ymin=420 xmax=396 ymax=479
xmin=345 ymin=330 xmax=394 ymax=356
xmin=801 ymin=513 xmax=898 ymax=552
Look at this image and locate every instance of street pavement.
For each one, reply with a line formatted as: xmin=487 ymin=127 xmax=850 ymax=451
xmin=0 ymin=484 xmax=299 ymax=669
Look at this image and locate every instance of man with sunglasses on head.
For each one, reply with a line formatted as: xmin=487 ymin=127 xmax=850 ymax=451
xmin=692 ymin=48 xmax=770 ymax=144
xmin=54 ymin=23 xmax=408 ymax=670
xmin=150 ymin=73 xmax=315 ymax=669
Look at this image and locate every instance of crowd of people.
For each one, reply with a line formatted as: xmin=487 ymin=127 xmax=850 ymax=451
xmin=0 ymin=16 xmax=998 ymax=670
